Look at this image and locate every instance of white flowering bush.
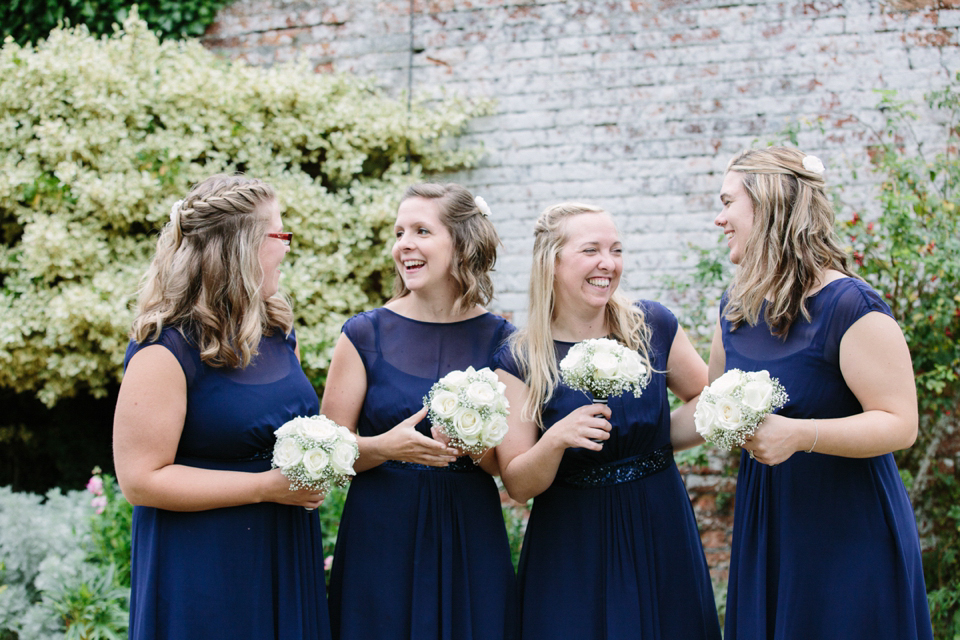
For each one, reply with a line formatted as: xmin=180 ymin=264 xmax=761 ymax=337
xmin=694 ymin=369 xmax=789 ymax=450
xmin=424 ymin=366 xmax=510 ymax=455
xmin=0 ymin=13 xmax=491 ymax=407
xmin=272 ymin=415 xmax=359 ymax=493
xmin=559 ymin=338 xmax=649 ymax=402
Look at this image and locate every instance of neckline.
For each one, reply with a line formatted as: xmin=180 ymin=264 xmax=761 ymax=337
xmin=380 ymin=306 xmax=491 ymax=326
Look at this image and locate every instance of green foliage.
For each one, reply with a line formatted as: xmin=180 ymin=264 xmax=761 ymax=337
xmin=1 ymin=0 xmax=231 ymax=46
xmin=87 ymin=471 xmax=132 ymax=589
xmin=0 ymin=484 xmax=128 ymax=639
xmin=838 ymin=77 xmax=960 ymax=638
xmin=317 ymin=485 xmax=348 ymax=583
xmin=0 ymin=13 xmax=491 ymax=408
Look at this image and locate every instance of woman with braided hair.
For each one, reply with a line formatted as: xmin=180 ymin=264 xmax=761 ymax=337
xmin=710 ymin=147 xmax=932 ymax=639
xmin=114 ymin=174 xmax=331 ymax=639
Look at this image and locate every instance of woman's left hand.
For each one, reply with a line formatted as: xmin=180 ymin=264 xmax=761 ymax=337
xmin=430 ymin=425 xmax=465 ymax=457
xmin=742 ymin=414 xmax=814 ymax=466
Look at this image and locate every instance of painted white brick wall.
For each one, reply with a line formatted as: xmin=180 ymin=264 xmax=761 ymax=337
xmin=204 ymin=0 xmax=959 ymax=325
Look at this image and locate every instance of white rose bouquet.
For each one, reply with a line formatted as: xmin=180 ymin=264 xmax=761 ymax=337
xmin=424 ymin=366 xmax=510 ymax=456
xmin=694 ymin=369 xmax=789 ymax=450
xmin=272 ymin=414 xmax=359 ymax=493
xmin=559 ymin=337 xmax=649 ymax=403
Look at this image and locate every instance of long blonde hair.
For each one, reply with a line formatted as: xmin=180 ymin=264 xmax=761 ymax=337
xmin=390 ymin=183 xmax=500 ymax=316
xmin=509 ymin=203 xmax=652 ymax=428
xmin=724 ymin=147 xmax=856 ymax=335
xmin=131 ymin=174 xmax=293 ymax=367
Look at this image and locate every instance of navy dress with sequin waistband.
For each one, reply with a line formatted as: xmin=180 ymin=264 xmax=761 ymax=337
xmin=494 ymin=301 xmax=721 ymax=640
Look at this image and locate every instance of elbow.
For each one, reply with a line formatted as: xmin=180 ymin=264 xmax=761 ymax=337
xmin=500 ymin=476 xmax=535 ymax=504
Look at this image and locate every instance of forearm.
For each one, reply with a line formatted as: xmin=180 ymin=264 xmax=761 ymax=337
xmin=791 ymin=409 xmax=917 ymax=458
xmin=353 ymin=433 xmax=392 ymax=472
xmin=119 ymin=464 xmax=271 ymax=511
xmin=500 ymin=439 xmax=565 ymax=503
xmin=670 ymin=395 xmax=706 ymax=451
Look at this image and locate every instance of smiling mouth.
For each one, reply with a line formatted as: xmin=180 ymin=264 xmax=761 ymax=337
xmin=403 ymin=260 xmax=425 ymax=270
xmin=587 ymin=277 xmax=611 ymax=288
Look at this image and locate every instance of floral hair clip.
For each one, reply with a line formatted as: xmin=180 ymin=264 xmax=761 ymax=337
xmin=474 ymin=196 xmax=492 ymax=217
xmin=802 ymin=155 xmax=825 ymax=175
xmin=170 ymin=199 xmax=184 ymax=224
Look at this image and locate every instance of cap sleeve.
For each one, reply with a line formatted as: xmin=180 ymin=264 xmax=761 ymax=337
xmin=123 ymin=327 xmax=200 ymax=386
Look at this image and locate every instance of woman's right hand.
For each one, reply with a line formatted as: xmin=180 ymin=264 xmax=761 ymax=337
xmin=542 ymin=403 xmax=612 ymax=452
xmin=379 ymin=406 xmax=460 ymax=466
xmin=261 ymin=469 xmax=327 ymax=509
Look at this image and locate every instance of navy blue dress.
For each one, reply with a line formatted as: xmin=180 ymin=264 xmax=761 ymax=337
xmin=123 ymin=327 xmax=330 ymax=640
xmin=720 ymin=278 xmax=932 ymax=640
xmin=494 ymin=301 xmax=721 ymax=640
xmin=327 ymin=308 xmax=518 ymax=640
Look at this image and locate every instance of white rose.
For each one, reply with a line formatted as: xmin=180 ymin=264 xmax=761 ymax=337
xmin=273 ymin=437 xmax=303 ymax=468
xmin=591 ymin=352 xmax=620 ymax=379
xmin=337 ymin=426 xmax=358 ymax=443
xmin=710 ymin=370 xmax=744 ymax=397
xmin=465 ymin=380 xmax=497 ymax=406
xmin=330 ymin=442 xmax=358 ymax=476
xmin=617 ymin=350 xmax=644 ymax=381
xmin=802 ymin=154 xmax=825 ymax=175
xmin=694 ymin=400 xmax=720 ymax=437
xmin=495 ymin=392 xmax=510 ymax=413
xmin=442 ymin=369 xmax=470 ymax=387
xmin=477 ymin=367 xmax=499 ymax=384
xmin=274 ymin=420 xmax=299 ymax=438
xmin=453 ymin=407 xmax=484 ymax=444
xmin=560 ymin=346 xmax=584 ymax=371
xmin=591 ymin=338 xmax=619 ymax=354
xmin=487 ymin=416 xmax=509 ymax=444
xmin=715 ymin=398 xmax=744 ymax=431
xmin=741 ymin=379 xmax=774 ymax=412
xmin=301 ymin=448 xmax=330 ymax=480
xmin=299 ymin=418 xmax=337 ymax=443
xmin=430 ymin=389 xmax=460 ymax=419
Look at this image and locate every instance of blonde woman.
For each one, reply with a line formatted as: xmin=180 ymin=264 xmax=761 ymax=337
xmin=494 ymin=203 xmax=720 ymax=639
xmin=712 ymin=147 xmax=932 ymax=639
xmin=113 ymin=175 xmax=330 ymax=639
xmin=321 ymin=183 xmax=517 ymax=640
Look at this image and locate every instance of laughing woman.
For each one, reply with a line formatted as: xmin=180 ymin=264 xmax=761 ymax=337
xmin=712 ymin=146 xmax=932 ymax=639
xmin=493 ymin=203 xmax=721 ymax=639
xmin=322 ymin=183 xmax=517 ymax=640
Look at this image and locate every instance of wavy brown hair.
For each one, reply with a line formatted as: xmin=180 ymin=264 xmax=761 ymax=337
xmin=390 ymin=183 xmax=500 ymax=316
xmin=724 ymin=146 xmax=857 ymax=335
xmin=508 ymin=203 xmax=652 ymax=429
xmin=131 ymin=174 xmax=293 ymax=368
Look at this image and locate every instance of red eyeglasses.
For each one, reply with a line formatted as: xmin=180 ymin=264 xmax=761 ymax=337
xmin=267 ymin=232 xmax=293 ymax=246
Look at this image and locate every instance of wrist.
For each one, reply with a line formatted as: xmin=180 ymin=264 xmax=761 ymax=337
xmin=805 ymin=419 xmax=819 ymax=453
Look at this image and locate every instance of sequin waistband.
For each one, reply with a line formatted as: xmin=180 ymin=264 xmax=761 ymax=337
xmin=381 ymin=457 xmax=481 ymax=473
xmin=557 ymin=444 xmax=674 ymax=489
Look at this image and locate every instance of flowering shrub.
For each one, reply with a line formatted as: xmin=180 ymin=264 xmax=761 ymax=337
xmin=0 ymin=13 xmax=490 ymax=409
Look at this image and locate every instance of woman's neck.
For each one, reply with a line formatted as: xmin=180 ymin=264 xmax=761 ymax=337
xmin=551 ymin=308 xmax=609 ymax=342
xmin=386 ymin=290 xmax=482 ymax=323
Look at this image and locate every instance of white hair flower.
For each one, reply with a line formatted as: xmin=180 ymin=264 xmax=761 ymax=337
xmin=802 ymin=155 xmax=825 ymax=175
xmin=474 ymin=196 xmax=492 ymax=217
xmin=170 ymin=199 xmax=183 ymax=224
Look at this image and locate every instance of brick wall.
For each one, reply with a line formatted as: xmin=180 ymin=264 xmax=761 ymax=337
xmin=202 ymin=0 xmax=959 ymax=584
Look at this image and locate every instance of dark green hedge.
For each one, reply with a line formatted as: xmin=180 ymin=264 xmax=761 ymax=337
xmin=1 ymin=0 xmax=231 ymax=45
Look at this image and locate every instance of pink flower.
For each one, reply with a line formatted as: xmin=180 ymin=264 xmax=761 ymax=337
xmin=91 ymin=495 xmax=107 ymax=515
xmin=324 ymin=555 xmax=334 ymax=571
xmin=86 ymin=475 xmax=104 ymax=496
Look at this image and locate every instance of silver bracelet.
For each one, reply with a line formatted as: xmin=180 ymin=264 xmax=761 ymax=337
xmin=806 ymin=419 xmax=819 ymax=453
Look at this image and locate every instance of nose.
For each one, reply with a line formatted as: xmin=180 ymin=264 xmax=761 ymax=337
xmin=714 ymin=210 xmax=726 ymax=228
xmin=598 ymin=250 xmax=616 ymax=271
xmin=395 ymin=231 xmax=413 ymax=251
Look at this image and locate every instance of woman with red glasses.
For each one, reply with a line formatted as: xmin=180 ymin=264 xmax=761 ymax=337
xmin=113 ymin=174 xmax=331 ymax=639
